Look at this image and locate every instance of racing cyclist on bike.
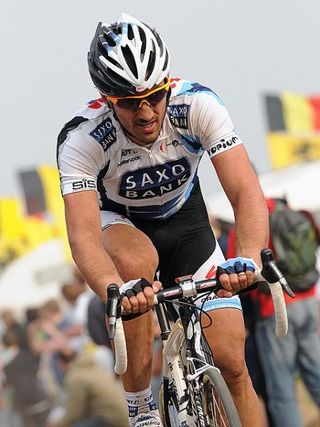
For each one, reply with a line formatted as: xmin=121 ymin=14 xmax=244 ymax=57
xmin=57 ymin=13 xmax=268 ymax=427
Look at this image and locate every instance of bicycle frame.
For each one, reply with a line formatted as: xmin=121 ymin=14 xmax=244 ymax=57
xmin=156 ymin=296 xmax=220 ymax=427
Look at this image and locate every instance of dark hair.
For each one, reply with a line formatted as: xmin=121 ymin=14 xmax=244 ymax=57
xmin=25 ymin=307 xmax=39 ymax=323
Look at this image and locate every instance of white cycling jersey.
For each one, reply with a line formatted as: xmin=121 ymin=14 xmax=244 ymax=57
xmin=57 ymin=78 xmax=243 ymax=220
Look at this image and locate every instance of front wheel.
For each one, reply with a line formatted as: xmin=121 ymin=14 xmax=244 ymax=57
xmin=158 ymin=379 xmax=180 ymax=427
xmin=200 ymin=367 xmax=242 ymax=427
xmin=159 ymin=368 xmax=241 ymax=427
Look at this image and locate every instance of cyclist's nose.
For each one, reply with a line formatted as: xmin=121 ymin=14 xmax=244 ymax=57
xmin=137 ymin=100 xmax=154 ymax=119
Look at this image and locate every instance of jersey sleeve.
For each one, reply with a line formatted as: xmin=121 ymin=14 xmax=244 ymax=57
xmin=189 ymin=92 xmax=243 ymax=158
xmin=57 ymin=129 xmax=104 ymax=196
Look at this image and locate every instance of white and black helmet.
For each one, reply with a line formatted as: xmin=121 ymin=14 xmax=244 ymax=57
xmin=88 ymin=13 xmax=170 ymax=96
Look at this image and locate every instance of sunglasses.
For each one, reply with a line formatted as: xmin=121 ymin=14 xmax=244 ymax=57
xmin=107 ymin=79 xmax=170 ymax=111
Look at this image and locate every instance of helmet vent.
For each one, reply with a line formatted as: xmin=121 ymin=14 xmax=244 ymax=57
xmin=138 ymin=26 xmax=147 ymax=56
xmin=104 ymin=32 xmax=116 ymax=47
xmin=111 ymin=23 xmax=122 ymax=35
xmin=127 ymin=24 xmax=134 ymax=40
xmin=104 ymin=54 xmax=121 ymax=69
xmin=121 ymin=45 xmax=138 ymax=78
xmin=154 ymin=31 xmax=164 ymax=56
xmin=162 ymin=50 xmax=169 ymax=71
xmin=146 ymin=41 xmax=156 ymax=79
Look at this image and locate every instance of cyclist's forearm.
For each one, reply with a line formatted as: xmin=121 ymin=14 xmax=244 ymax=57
xmin=69 ymin=235 xmax=122 ymax=301
xmin=233 ymin=192 xmax=269 ymax=265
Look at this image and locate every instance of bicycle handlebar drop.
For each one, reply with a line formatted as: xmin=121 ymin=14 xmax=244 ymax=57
xmin=105 ymin=248 xmax=294 ymax=374
xmin=106 ymin=284 xmax=127 ymax=375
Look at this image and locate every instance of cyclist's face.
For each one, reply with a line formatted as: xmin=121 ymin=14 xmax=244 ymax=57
xmin=108 ymin=83 xmax=168 ymax=146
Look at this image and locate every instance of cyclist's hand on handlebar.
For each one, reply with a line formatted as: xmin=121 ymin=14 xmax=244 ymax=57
xmin=216 ymin=257 xmax=256 ymax=297
xmin=119 ymin=278 xmax=162 ymax=314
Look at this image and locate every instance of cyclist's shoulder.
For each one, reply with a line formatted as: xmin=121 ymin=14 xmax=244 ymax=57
xmin=57 ymin=98 xmax=120 ymax=151
xmin=168 ymin=78 xmax=229 ymax=133
xmin=169 ymin=77 xmax=224 ymax=106
xmin=59 ymin=98 xmax=114 ymax=134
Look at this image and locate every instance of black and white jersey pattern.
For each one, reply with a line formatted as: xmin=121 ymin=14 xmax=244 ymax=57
xmin=57 ymin=78 xmax=243 ymax=220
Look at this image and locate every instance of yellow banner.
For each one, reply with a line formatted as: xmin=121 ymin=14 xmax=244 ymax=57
xmin=267 ymin=132 xmax=320 ymax=168
xmin=281 ymin=93 xmax=313 ymax=133
xmin=37 ymin=164 xmax=71 ymax=260
xmin=0 ymin=198 xmax=24 ymax=239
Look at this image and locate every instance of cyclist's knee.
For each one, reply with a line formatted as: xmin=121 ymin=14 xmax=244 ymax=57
xmin=215 ymin=352 xmax=248 ymax=386
xmin=113 ymin=245 xmax=159 ymax=281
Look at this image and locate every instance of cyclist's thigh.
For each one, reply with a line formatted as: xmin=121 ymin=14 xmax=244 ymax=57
xmin=100 ymin=211 xmax=158 ymax=281
xmin=134 ymin=185 xmax=220 ymax=288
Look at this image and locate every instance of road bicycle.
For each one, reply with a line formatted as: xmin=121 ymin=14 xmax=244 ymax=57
xmin=106 ymin=248 xmax=294 ymax=427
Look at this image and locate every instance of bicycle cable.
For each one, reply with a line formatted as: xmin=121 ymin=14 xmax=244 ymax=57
xmin=162 ymin=297 xmax=214 ymax=361
xmin=161 ymin=294 xmax=214 ymax=328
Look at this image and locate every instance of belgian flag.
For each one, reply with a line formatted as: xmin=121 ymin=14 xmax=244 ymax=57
xmin=264 ymin=93 xmax=320 ymax=168
xmin=18 ymin=165 xmax=71 ymax=260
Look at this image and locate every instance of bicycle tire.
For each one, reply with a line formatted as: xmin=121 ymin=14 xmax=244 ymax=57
xmin=200 ymin=367 xmax=242 ymax=427
xmin=158 ymin=380 xmax=180 ymax=427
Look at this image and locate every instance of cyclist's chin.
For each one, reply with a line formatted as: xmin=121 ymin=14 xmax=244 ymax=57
xmin=132 ymin=125 xmax=161 ymax=145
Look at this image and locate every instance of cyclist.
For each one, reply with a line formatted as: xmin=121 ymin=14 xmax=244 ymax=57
xmin=57 ymin=13 xmax=268 ymax=427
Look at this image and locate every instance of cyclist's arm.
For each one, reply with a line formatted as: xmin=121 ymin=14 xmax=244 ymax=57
xmin=211 ymin=144 xmax=269 ymax=265
xmin=188 ymin=92 xmax=268 ymax=262
xmin=63 ymin=190 xmax=122 ymax=301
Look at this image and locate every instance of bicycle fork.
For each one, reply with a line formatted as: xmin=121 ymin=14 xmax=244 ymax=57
xmin=161 ymin=320 xmax=216 ymax=427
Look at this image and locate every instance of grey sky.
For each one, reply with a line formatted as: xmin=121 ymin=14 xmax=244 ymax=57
xmin=2 ymin=0 xmax=319 ymax=200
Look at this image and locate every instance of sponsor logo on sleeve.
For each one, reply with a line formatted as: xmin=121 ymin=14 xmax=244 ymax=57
xmin=168 ymin=104 xmax=189 ymax=129
xmin=72 ymin=178 xmax=96 ymax=192
xmin=207 ymin=135 xmax=240 ymax=156
xmin=90 ymin=118 xmax=117 ymax=151
xmin=119 ymin=158 xmax=191 ymax=199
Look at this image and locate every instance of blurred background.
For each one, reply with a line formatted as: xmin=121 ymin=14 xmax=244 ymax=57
xmin=1 ymin=1 xmax=320 ymax=426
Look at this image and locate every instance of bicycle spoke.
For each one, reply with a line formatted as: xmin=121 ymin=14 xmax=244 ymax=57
xmin=206 ymin=385 xmax=229 ymax=426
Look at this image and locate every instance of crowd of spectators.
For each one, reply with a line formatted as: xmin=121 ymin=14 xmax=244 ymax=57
xmin=0 ymin=268 xmax=129 ymax=427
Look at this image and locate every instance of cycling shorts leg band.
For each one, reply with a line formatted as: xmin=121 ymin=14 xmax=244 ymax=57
xmin=100 ymin=211 xmax=135 ymax=230
xmin=199 ymin=295 xmax=242 ymax=312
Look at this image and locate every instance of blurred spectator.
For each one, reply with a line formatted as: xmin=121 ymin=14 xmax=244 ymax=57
xmin=237 ymin=293 xmax=273 ymax=427
xmin=87 ymin=295 xmax=109 ymax=347
xmin=61 ymin=268 xmax=94 ymax=350
xmin=28 ymin=299 xmax=71 ymax=398
xmin=86 ymin=295 xmax=114 ymax=373
xmin=0 ymin=309 xmax=25 ymax=344
xmin=2 ymin=330 xmax=51 ymax=427
xmin=46 ymin=347 xmax=128 ymax=427
xmin=255 ymin=198 xmax=320 ymax=427
xmin=61 ymin=282 xmax=92 ymax=327
xmin=228 ymin=197 xmax=320 ymax=427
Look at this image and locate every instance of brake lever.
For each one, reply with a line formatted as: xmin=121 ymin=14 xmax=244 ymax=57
xmin=106 ymin=284 xmax=121 ymax=339
xmin=260 ymin=249 xmax=295 ymax=298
